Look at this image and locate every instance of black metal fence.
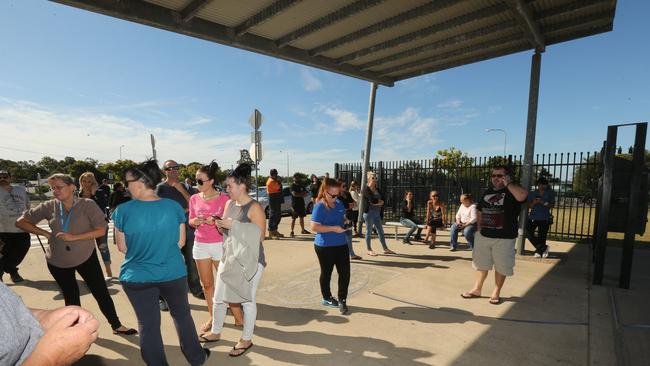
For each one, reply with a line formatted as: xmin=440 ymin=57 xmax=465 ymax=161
xmin=335 ymin=152 xmax=602 ymax=240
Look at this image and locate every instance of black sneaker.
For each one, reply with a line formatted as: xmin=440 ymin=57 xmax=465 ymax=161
xmin=339 ymin=299 xmax=349 ymax=314
xmin=321 ymin=296 xmax=339 ymax=308
xmin=10 ymin=272 xmax=24 ymax=283
xmin=203 ymin=348 xmax=211 ymax=364
xmin=402 ymin=239 xmax=412 ymax=245
xmin=428 ymin=243 xmax=436 ymax=249
xmin=159 ymin=298 xmax=169 ymax=312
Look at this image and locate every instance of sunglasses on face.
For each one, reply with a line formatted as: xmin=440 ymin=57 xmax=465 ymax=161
xmin=370 ymin=177 xmax=377 ymax=180
xmin=0 ymin=175 xmax=9 ymax=179
xmin=491 ymin=174 xmax=505 ymax=178
xmin=164 ymin=165 xmax=180 ymax=171
xmin=124 ymin=178 xmax=138 ymax=185
xmin=325 ymin=191 xmax=338 ymax=199
xmin=431 ymin=194 xmax=438 ymax=198
xmin=196 ymin=178 xmax=212 ymax=186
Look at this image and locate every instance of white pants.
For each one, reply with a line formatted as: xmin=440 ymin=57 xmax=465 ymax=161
xmin=211 ymin=262 xmax=264 ymax=341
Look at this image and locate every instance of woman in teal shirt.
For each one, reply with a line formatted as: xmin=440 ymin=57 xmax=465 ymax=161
xmin=112 ymin=160 xmax=208 ymax=366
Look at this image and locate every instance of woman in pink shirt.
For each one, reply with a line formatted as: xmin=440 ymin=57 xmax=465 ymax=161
xmin=189 ymin=162 xmax=242 ymax=338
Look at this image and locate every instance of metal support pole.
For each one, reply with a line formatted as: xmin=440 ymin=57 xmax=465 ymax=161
xmin=593 ymin=126 xmax=618 ymax=285
xmin=357 ymin=82 xmax=378 ymax=234
xmin=516 ymin=51 xmax=542 ymax=255
xmin=619 ymin=122 xmax=647 ymax=288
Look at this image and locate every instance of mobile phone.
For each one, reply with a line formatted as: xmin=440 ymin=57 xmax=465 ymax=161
xmin=211 ymin=214 xmax=222 ymax=220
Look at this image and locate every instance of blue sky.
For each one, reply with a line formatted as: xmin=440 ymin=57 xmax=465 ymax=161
xmin=1 ymin=0 xmax=648 ymax=175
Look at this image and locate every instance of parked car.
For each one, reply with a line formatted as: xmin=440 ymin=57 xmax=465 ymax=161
xmin=250 ymin=186 xmax=313 ymax=218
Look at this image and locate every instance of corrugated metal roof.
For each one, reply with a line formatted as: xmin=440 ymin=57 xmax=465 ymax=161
xmin=50 ymin=0 xmax=617 ymax=86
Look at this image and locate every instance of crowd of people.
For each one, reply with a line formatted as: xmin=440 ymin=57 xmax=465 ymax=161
xmin=0 ymin=163 xmax=555 ymax=364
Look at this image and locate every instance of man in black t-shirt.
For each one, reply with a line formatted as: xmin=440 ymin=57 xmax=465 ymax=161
xmin=290 ymin=174 xmax=309 ymax=237
xmin=156 ymin=160 xmax=204 ymax=308
xmin=461 ymin=166 xmax=527 ymax=305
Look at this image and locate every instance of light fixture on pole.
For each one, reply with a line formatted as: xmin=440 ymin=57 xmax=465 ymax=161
xmin=119 ymin=145 xmax=125 ymax=160
xmin=279 ymin=150 xmax=290 ymax=181
xmin=485 ymin=128 xmax=507 ymax=156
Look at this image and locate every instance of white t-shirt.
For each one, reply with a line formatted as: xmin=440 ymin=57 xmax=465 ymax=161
xmin=456 ymin=204 xmax=478 ymax=225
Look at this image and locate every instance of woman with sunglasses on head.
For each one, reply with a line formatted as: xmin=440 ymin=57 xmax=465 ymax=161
xmin=200 ymin=164 xmax=266 ymax=357
xmin=189 ymin=161 xmax=243 ymax=338
xmin=362 ymin=172 xmax=395 ymax=256
xmin=424 ymin=190 xmax=447 ymax=249
xmin=79 ymin=172 xmax=113 ymax=280
xmin=312 ymin=178 xmax=351 ymax=314
xmin=112 ymin=159 xmax=209 ymax=365
xmin=16 ymin=173 xmax=136 ymax=336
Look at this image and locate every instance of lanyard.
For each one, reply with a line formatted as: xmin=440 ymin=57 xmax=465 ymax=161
xmin=58 ymin=201 xmax=74 ymax=233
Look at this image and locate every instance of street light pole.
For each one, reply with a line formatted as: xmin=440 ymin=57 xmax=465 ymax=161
xmin=279 ymin=150 xmax=290 ymax=183
xmin=119 ymin=145 xmax=125 ymax=160
xmin=485 ymin=128 xmax=507 ymax=156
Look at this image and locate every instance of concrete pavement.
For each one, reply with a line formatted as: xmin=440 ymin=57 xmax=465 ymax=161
xmin=6 ymin=217 xmax=648 ymax=365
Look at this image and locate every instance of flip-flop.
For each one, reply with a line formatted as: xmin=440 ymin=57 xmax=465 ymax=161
xmin=489 ymin=297 xmax=502 ymax=305
xmin=113 ymin=328 xmax=138 ymax=335
xmin=229 ymin=343 xmax=253 ymax=357
xmin=198 ymin=334 xmax=220 ymax=343
xmin=460 ymin=292 xmax=481 ymax=299
xmin=383 ymin=250 xmax=396 ymax=254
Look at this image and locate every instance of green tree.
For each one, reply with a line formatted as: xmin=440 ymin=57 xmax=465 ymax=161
xmin=435 ymin=147 xmax=474 ymax=193
xmin=180 ymin=162 xmax=202 ymax=182
xmin=98 ymin=159 xmax=138 ymax=182
xmin=573 ymin=150 xmax=650 ymax=197
xmin=36 ymin=156 xmax=64 ymax=175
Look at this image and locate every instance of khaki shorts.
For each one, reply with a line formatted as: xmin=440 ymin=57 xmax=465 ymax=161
xmin=472 ymin=232 xmax=516 ymax=276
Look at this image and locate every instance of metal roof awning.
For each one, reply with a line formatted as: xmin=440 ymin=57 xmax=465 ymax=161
xmin=51 ymin=0 xmax=617 ymax=87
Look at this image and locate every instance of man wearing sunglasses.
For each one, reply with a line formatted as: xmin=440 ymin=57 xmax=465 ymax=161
xmin=0 ymin=170 xmax=31 ymax=283
xmin=155 ymin=160 xmax=204 ymax=308
xmin=461 ymin=165 xmax=527 ymax=305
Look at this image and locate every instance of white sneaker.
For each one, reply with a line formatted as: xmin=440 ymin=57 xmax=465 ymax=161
xmin=542 ymin=248 xmax=549 ymax=258
xmin=533 ymin=252 xmax=542 ymax=258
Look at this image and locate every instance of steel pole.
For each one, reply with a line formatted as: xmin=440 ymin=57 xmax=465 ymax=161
xmin=357 ymin=82 xmax=378 ymax=234
xmin=516 ymin=51 xmax=542 ymax=255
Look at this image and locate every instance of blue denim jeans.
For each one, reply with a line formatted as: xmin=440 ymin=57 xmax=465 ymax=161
xmin=95 ymin=229 xmax=111 ymax=263
xmin=345 ymin=230 xmax=357 ymax=257
xmin=450 ymin=223 xmax=477 ymax=249
xmin=363 ymin=210 xmax=387 ymax=251
xmin=399 ymin=217 xmax=423 ymax=241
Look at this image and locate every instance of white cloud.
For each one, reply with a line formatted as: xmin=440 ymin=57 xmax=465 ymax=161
xmin=487 ymin=105 xmax=502 ymax=113
xmin=372 ymin=107 xmax=443 ymax=158
xmin=437 ymin=99 xmax=462 ymax=109
xmin=188 ymin=116 xmax=212 ymax=126
xmin=0 ymin=98 xmax=247 ymax=166
xmin=300 ymin=69 xmax=323 ymax=92
xmin=316 ymin=105 xmax=364 ymax=131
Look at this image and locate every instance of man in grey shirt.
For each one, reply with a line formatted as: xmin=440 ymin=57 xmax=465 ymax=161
xmin=0 ymin=282 xmax=99 ymax=365
xmin=0 ymin=170 xmax=31 ymax=283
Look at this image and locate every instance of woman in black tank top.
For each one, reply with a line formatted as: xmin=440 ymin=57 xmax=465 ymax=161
xmin=424 ymin=190 xmax=447 ymax=249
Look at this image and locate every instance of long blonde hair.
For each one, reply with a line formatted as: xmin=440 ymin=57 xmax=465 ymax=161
xmin=79 ymin=171 xmax=99 ymax=196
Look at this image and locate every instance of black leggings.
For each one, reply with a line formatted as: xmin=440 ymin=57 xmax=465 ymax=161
xmin=314 ymin=244 xmax=350 ymax=301
xmin=47 ymin=250 xmax=122 ymax=330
